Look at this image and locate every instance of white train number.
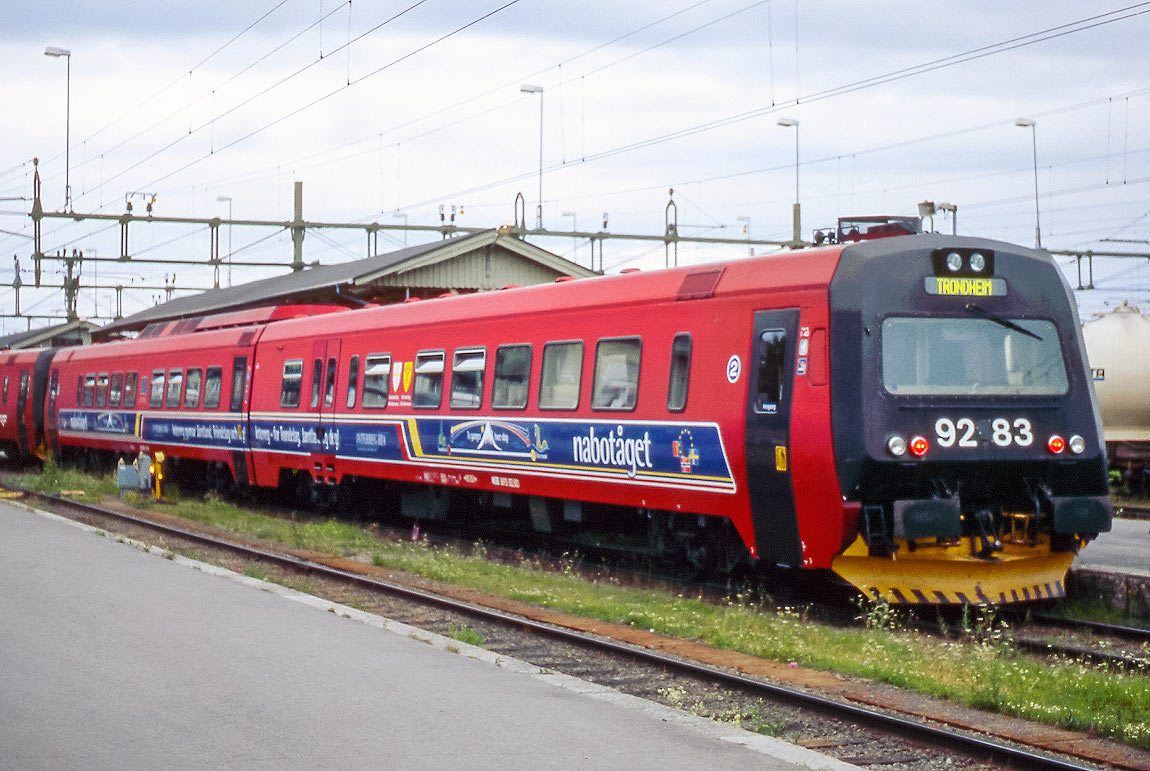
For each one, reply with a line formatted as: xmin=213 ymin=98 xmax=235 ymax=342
xmin=934 ymin=417 xmax=1033 ymax=448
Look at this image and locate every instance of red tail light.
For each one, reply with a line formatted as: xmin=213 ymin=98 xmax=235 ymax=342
xmin=1047 ymin=435 xmax=1066 ymax=454
xmin=909 ymin=436 xmax=929 ymax=457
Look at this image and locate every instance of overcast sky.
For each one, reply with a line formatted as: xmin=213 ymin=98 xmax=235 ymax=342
xmin=1 ymin=1 xmax=1148 ymax=329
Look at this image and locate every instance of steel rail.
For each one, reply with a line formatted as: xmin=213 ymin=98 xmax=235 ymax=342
xmin=7 ymin=485 xmax=1109 ymax=771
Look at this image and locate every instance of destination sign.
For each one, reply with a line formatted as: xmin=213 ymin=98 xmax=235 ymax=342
xmin=924 ymin=276 xmax=1007 ymax=297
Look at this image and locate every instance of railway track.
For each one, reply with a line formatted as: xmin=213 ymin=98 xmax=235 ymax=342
xmin=4 ymin=483 xmax=1146 ymax=771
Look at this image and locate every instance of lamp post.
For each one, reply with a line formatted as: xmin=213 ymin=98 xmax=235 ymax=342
xmin=521 ymin=84 xmax=544 ymax=229
xmin=1014 ymin=118 xmax=1042 ymax=249
xmin=216 ymin=195 xmax=233 ymax=286
xmin=562 ymin=210 xmax=577 ymax=262
xmin=44 ymin=46 xmax=72 ymax=212
xmin=777 ymin=117 xmax=800 ymax=246
xmin=736 ymin=215 xmax=752 ymax=256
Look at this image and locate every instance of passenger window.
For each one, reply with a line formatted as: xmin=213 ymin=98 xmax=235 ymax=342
xmin=124 ymin=372 xmax=138 ymax=407
xmin=109 ymin=373 xmax=123 ymax=407
xmin=94 ymin=374 xmax=108 ymax=407
xmin=450 ymin=349 xmax=486 ymax=409
xmin=346 ymin=356 xmax=360 ymax=409
xmin=362 ymin=354 xmax=390 ymax=409
xmin=76 ymin=375 xmax=83 ymax=405
xmin=185 ymin=368 xmax=202 ymax=409
xmin=413 ymin=351 xmax=445 ymax=409
xmin=280 ymin=359 xmax=304 ymax=408
xmin=591 ymin=338 xmax=640 ymax=411
xmin=539 ymin=341 xmax=583 ymax=410
xmin=166 ymin=369 xmax=184 ymax=408
xmin=149 ymin=370 xmax=165 ymax=408
xmin=754 ymin=329 xmax=787 ymax=414
xmin=667 ymin=334 xmax=691 ymax=412
xmin=310 ymin=357 xmax=323 ymax=408
xmin=492 ymin=345 xmax=531 ymax=409
xmin=203 ymin=367 xmax=222 ymax=409
xmin=323 ymin=357 xmax=338 ymax=408
xmin=230 ymin=356 xmax=247 ymax=412
xmin=83 ymin=374 xmax=96 ymax=407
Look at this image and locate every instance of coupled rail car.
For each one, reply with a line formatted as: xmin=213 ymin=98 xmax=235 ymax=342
xmin=1 ymin=233 xmax=1111 ymax=604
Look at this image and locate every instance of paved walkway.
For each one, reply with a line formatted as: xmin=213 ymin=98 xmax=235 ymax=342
xmin=0 ymin=502 xmax=852 ymax=771
xmin=1077 ymin=517 xmax=1150 ymax=577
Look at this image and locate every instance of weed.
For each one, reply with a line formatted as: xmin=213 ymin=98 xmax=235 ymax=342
xmin=447 ymin=622 xmax=486 ymax=648
xmin=242 ymin=563 xmax=269 ymax=581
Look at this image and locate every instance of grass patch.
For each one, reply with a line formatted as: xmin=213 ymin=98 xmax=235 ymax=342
xmin=242 ymin=563 xmax=269 ymax=581
xmin=447 ymin=622 xmax=486 ymax=648
xmin=15 ymin=464 xmax=1150 ymax=749
xmin=1044 ymin=598 xmax=1150 ymax=631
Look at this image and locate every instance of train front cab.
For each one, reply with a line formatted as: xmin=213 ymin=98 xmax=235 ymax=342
xmin=825 ymin=235 xmax=1111 ymax=604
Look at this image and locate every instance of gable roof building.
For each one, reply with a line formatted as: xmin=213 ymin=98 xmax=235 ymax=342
xmin=97 ymin=229 xmax=597 ymax=339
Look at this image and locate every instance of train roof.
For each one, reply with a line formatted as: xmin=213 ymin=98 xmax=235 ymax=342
xmin=257 ymin=245 xmax=848 ymax=341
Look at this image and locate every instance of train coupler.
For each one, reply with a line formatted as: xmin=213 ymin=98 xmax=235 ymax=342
xmin=969 ymin=507 xmax=1003 ymax=559
xmin=861 ymin=504 xmax=897 ymax=558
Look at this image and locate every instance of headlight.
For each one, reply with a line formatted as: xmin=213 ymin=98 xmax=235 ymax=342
xmin=945 ymin=252 xmax=963 ymax=272
xmin=887 ymin=435 xmax=907 ymax=457
xmin=969 ymin=252 xmax=986 ymax=272
xmin=1068 ymin=435 xmax=1086 ymax=454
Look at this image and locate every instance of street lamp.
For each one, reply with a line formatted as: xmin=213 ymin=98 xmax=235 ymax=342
xmin=777 ymin=117 xmax=800 ymax=246
xmin=561 ymin=210 xmax=577 ymax=262
xmin=216 ymin=195 xmax=233 ymax=287
xmin=44 ymin=46 xmax=72 ymax=212
xmin=521 ymin=84 xmax=544 ymax=229
xmin=736 ymin=215 xmax=752 ymax=257
xmin=1014 ymin=118 xmax=1041 ymax=249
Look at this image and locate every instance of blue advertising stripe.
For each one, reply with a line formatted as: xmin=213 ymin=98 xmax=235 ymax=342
xmin=58 ymin=409 xmax=247 ymax=451
xmin=246 ymin=412 xmax=737 ymax=493
xmin=58 ymin=407 xmax=738 ymax=495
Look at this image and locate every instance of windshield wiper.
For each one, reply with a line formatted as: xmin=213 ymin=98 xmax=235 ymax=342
xmin=965 ymin=303 xmax=1043 ymax=341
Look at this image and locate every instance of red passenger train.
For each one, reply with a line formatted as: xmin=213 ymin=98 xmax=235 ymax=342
xmin=4 ymin=233 xmax=1112 ymax=604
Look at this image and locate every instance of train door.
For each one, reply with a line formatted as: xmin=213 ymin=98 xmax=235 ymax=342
xmin=744 ymin=309 xmax=802 ymax=567
xmin=15 ymin=370 xmax=29 ymax=455
xmin=309 ymin=339 xmax=342 ymax=480
xmin=46 ymin=369 xmax=60 ymax=458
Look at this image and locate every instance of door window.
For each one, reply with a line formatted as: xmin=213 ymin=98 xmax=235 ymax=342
xmin=754 ymin=329 xmax=787 ymax=414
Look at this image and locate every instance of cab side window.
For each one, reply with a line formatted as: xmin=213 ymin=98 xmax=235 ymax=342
xmin=667 ymin=334 xmax=691 ymax=412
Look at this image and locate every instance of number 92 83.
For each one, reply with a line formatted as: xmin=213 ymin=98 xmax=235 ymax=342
xmin=934 ymin=417 xmax=1033 ymax=448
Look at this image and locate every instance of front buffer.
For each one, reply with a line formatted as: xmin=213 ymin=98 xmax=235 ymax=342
xmin=831 ymin=536 xmax=1075 ymax=605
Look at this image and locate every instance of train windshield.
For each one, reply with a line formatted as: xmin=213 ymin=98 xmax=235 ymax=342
xmin=881 ymin=317 xmax=1068 ymax=396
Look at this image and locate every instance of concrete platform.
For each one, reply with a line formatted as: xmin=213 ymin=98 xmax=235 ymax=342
xmin=0 ymin=503 xmax=853 ymax=771
xmin=1076 ymin=517 xmax=1150 ymax=577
